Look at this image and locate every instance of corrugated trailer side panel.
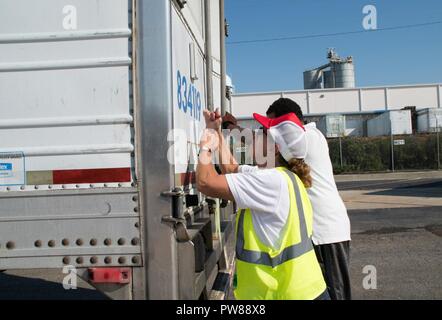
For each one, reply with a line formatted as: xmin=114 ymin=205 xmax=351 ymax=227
xmin=0 ymin=0 xmax=142 ymax=272
xmin=0 ymin=0 xmax=134 ymax=191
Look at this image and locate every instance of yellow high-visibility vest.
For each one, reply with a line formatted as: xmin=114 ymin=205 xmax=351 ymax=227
xmin=234 ymin=167 xmax=326 ymax=300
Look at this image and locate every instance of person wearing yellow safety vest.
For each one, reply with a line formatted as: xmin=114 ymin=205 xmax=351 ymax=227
xmin=196 ymin=108 xmax=329 ymax=300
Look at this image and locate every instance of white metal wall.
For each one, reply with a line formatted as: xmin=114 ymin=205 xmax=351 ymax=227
xmin=0 ymin=0 xmax=133 ymax=175
xmin=171 ymin=0 xmax=222 ymax=177
xmin=232 ymin=83 xmax=442 ymax=118
xmin=367 ymin=110 xmax=413 ymax=137
xmin=417 ymin=109 xmax=442 ymax=133
xmin=171 ymin=3 xmax=207 ymax=176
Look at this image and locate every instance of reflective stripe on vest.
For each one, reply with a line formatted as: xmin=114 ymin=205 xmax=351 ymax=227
xmin=235 ymin=169 xmax=313 ymax=268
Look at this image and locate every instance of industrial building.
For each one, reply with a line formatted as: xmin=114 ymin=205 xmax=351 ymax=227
xmin=230 ymin=55 xmax=441 ymax=172
xmin=232 ymin=83 xmax=442 ymax=137
xmin=231 ymin=50 xmax=441 ymax=137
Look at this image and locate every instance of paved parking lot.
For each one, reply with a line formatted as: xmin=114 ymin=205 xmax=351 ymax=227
xmin=339 ymin=175 xmax=442 ymax=299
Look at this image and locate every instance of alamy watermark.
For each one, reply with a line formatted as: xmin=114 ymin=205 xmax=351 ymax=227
xmin=168 ymin=128 xmax=277 ymax=168
xmin=62 ymin=265 xmax=77 ymax=290
xmin=362 ymin=5 xmax=378 ymax=30
xmin=62 ymin=5 xmax=78 ymax=30
xmin=362 ymin=265 xmax=377 ymax=290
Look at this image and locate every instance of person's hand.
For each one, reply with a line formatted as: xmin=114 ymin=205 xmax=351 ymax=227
xmin=203 ymin=108 xmax=222 ymax=132
xmin=222 ymin=112 xmax=237 ymax=127
xmin=222 ymin=112 xmax=242 ymax=131
xmin=199 ymin=129 xmax=220 ymax=152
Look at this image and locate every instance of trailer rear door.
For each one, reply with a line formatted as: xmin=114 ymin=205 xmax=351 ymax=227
xmin=0 ymin=0 xmax=141 ymax=271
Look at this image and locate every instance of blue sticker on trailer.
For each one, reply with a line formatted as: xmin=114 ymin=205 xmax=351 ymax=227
xmin=0 ymin=163 xmax=13 ymax=170
xmin=0 ymin=152 xmax=25 ymax=185
xmin=0 ymin=163 xmax=13 ymax=178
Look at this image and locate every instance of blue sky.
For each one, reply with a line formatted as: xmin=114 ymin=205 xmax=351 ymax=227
xmin=225 ymin=0 xmax=442 ymax=93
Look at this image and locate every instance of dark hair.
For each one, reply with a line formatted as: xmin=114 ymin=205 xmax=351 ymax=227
xmin=278 ymin=154 xmax=312 ymax=188
xmin=266 ymin=98 xmax=304 ymax=122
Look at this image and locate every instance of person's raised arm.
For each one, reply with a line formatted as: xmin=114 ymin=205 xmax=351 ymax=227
xmin=217 ymin=130 xmax=239 ymax=174
xmin=196 ymin=109 xmax=234 ymax=201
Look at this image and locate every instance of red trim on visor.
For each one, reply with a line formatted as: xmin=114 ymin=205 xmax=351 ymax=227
xmin=53 ymin=168 xmax=131 ymax=184
xmin=253 ymin=112 xmax=305 ymax=131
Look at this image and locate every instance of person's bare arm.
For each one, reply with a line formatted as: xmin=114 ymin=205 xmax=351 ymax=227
xmin=217 ymin=131 xmax=239 ymax=174
xmin=196 ymin=110 xmax=234 ymax=201
xmin=196 ymin=138 xmax=234 ymax=201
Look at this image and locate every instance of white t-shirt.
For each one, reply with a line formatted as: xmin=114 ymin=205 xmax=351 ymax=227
xmin=304 ymin=122 xmax=351 ymax=245
xmin=225 ymin=122 xmax=351 ymax=247
xmin=225 ymin=167 xmax=289 ymax=249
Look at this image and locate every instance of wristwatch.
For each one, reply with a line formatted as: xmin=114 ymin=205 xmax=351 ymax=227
xmin=198 ymin=146 xmax=212 ymax=156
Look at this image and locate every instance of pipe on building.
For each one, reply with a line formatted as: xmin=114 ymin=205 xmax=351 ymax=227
xmin=305 ymin=63 xmax=330 ymax=73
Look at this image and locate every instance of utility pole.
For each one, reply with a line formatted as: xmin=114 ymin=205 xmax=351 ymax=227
xmin=390 ymin=117 xmax=395 ymax=172
xmin=339 ymin=121 xmax=343 ymax=169
xmin=436 ymin=116 xmax=440 ymax=170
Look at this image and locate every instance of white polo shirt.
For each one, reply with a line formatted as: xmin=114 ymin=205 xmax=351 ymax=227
xmin=225 ymin=122 xmax=351 ymax=247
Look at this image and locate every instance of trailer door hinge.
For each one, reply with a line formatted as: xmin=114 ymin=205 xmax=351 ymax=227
xmin=161 ymin=188 xmax=186 ymax=219
xmin=161 ymin=216 xmax=191 ymax=242
xmin=161 ymin=188 xmax=185 ymax=198
xmin=176 ymin=0 xmax=187 ymax=9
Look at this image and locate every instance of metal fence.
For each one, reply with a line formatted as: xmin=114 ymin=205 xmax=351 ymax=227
xmin=328 ymin=131 xmax=441 ymax=174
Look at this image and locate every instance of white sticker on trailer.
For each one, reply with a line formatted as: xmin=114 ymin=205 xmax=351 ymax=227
xmin=0 ymin=152 xmax=25 ymax=186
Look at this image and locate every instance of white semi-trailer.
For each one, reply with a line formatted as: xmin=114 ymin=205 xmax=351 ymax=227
xmin=0 ymin=0 xmax=234 ymax=300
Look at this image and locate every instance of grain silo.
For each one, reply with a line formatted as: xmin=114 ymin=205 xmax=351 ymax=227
xmin=303 ymin=49 xmax=356 ymax=89
xmin=303 ymin=69 xmax=323 ymax=90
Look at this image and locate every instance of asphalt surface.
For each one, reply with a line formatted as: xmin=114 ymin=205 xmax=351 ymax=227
xmin=0 ymin=270 xmax=108 ymax=300
xmin=337 ymin=178 xmax=442 ymax=192
xmin=0 ymin=177 xmax=441 ymax=300
xmin=343 ymin=178 xmax=442 ymax=300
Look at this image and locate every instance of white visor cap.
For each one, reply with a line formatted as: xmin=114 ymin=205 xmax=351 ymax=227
xmin=253 ymin=112 xmax=307 ymax=161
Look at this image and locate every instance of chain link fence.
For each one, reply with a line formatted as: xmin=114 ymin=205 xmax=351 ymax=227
xmin=328 ymin=132 xmax=441 ymax=174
